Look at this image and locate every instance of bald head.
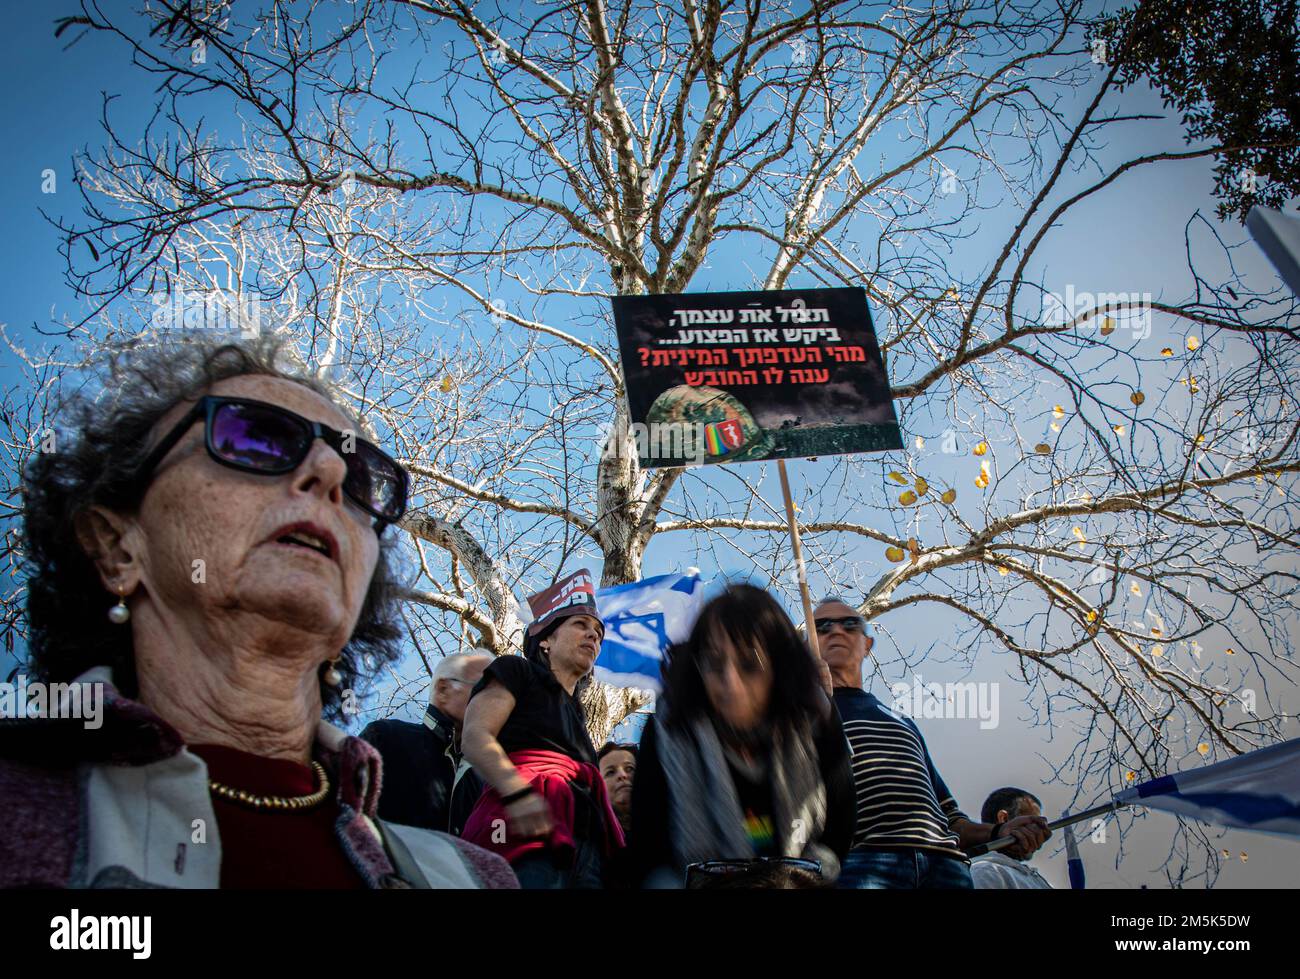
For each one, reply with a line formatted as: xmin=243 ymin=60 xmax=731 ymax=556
xmin=432 ymin=652 xmax=492 ymax=725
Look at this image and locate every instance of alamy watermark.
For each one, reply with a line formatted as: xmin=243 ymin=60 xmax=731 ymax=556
xmin=890 ymin=674 xmax=999 ymax=730
xmin=1041 ymin=284 xmax=1153 ymax=340
xmin=150 ymin=290 xmax=262 ymax=339
xmin=0 ymin=675 xmax=103 ymax=730
xmin=50 ymin=910 xmax=150 ymax=959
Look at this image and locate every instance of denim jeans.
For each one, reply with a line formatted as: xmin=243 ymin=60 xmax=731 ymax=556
xmin=837 ymin=847 xmax=974 ymax=889
xmin=512 ymin=839 xmax=605 ymax=890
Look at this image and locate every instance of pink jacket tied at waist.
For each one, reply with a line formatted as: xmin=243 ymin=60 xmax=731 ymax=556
xmin=462 ymin=749 xmax=626 ymax=865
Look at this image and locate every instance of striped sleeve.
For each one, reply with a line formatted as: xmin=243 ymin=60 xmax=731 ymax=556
xmin=910 ymin=718 xmax=970 ymax=828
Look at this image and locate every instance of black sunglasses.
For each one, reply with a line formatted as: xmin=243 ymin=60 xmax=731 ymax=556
xmin=814 ymin=615 xmax=866 ymax=635
xmin=133 ymin=396 xmax=409 ymax=531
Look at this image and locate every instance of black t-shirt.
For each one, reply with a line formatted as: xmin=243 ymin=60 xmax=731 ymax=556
xmin=728 ymin=760 xmax=778 ymax=858
xmin=470 ymin=655 xmax=597 ymax=766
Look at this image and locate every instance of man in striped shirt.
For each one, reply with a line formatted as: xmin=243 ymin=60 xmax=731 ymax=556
xmin=813 ymin=598 xmax=1050 ymax=889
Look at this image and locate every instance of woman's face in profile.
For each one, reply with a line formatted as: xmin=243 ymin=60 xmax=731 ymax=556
xmin=699 ymin=628 xmax=773 ymax=732
xmin=546 ymin=614 xmax=603 ymax=675
xmin=129 ymin=374 xmax=380 ymax=652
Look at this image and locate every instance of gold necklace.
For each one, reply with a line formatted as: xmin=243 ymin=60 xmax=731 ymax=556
xmin=208 ymin=760 xmax=331 ymax=811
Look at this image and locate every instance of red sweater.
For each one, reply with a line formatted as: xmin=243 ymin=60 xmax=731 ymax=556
xmin=462 ymin=749 xmax=626 ymax=865
xmin=190 ymin=744 xmax=366 ymax=889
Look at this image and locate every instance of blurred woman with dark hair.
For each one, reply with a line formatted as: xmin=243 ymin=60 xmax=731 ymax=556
xmin=460 ymin=570 xmax=626 ymax=888
xmin=627 ymin=583 xmax=854 ymax=888
xmin=3 ymin=336 xmax=516 ymax=889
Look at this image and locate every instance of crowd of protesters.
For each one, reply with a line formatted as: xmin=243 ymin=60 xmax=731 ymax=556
xmin=2 ymin=335 xmax=1050 ymax=890
xmin=359 ymin=578 xmax=1052 ymax=890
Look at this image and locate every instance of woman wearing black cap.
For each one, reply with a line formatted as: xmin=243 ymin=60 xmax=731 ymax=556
xmin=460 ymin=571 xmax=625 ymax=888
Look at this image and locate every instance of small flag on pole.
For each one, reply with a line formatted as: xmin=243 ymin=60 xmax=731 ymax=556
xmin=1116 ymin=738 xmax=1300 ymax=838
xmin=1061 ymin=821 xmax=1086 ymax=889
xmin=594 ymin=570 xmax=707 ymax=692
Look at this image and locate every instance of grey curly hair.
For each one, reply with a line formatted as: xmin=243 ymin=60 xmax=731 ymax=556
xmin=21 ymin=335 xmax=407 ymax=720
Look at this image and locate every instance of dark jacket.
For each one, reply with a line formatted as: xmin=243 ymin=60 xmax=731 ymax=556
xmin=361 ymin=705 xmax=483 ymax=835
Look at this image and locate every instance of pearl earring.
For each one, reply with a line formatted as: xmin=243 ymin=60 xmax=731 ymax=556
xmin=107 ymin=589 xmax=130 ymax=625
xmin=324 ymin=657 xmax=343 ymax=687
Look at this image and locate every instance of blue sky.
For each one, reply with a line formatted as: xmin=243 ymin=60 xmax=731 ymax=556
xmin=2 ymin=4 xmax=1297 ymax=887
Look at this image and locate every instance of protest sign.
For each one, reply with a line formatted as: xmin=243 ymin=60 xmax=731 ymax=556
xmin=612 ymin=286 xmax=902 ymax=467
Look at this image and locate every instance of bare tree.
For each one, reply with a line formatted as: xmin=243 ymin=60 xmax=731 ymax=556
xmin=16 ymin=0 xmax=1298 ymax=878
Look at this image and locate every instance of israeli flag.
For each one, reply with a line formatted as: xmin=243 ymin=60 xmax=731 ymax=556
xmin=594 ymin=570 xmax=707 ymax=691
xmin=1116 ymin=738 xmax=1300 ymax=838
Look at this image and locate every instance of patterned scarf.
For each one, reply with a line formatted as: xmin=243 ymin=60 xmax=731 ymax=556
xmin=653 ymin=709 xmax=836 ymax=880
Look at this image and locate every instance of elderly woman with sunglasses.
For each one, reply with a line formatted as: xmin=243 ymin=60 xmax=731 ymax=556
xmin=626 ymin=583 xmax=855 ymax=888
xmin=2 ymin=339 xmax=517 ymax=889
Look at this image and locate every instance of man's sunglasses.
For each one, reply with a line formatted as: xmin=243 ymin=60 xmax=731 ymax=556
xmin=133 ymin=396 xmax=409 ymax=531
xmin=814 ymin=615 xmax=866 ymax=635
